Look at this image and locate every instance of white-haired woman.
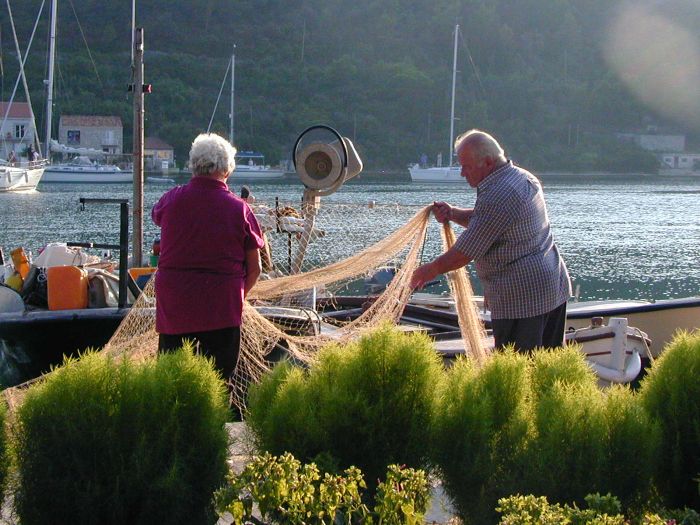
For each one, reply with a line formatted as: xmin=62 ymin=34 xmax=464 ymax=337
xmin=152 ymin=133 xmax=263 ymax=383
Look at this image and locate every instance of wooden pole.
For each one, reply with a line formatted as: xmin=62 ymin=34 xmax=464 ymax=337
xmin=132 ymin=27 xmax=145 ymax=267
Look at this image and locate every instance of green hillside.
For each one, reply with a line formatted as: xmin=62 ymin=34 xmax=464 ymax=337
xmin=2 ymin=0 xmax=698 ymax=172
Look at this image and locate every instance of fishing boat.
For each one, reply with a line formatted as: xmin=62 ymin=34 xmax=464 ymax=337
xmin=408 ymin=25 xmax=463 ymax=183
xmin=42 ymin=155 xmax=132 ymax=183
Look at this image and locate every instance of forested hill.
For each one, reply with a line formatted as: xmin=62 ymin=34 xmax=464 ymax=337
xmin=3 ymin=0 xmax=699 ymax=171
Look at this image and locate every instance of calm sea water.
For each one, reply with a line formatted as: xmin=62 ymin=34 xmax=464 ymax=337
xmin=1 ymin=172 xmax=699 ymax=301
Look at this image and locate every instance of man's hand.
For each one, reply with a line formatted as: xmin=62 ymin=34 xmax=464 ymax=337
xmin=410 ymin=263 xmax=437 ymax=290
xmin=432 ymin=201 xmax=452 ymax=224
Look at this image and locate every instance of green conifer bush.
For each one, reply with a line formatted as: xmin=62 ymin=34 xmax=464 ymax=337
xmin=525 ymin=379 xmax=608 ymax=503
xmin=599 ymin=385 xmax=660 ymax=508
xmin=431 ymin=350 xmax=532 ymax=524
xmin=12 ymin=346 xmax=230 ymax=525
xmin=640 ymin=330 xmax=700 ymax=509
xmin=246 ymin=323 xmax=443 ymax=491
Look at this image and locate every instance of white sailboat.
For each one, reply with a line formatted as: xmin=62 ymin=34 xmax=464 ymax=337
xmin=409 ymin=25 xmax=463 ymax=183
xmin=39 ymin=2 xmax=132 ymax=184
xmin=0 ymin=3 xmax=49 ymax=192
xmin=209 ymin=53 xmax=285 ymax=181
xmin=0 ymin=160 xmax=46 ymax=192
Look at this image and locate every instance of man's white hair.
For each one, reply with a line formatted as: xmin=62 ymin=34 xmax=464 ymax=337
xmin=454 ymin=129 xmax=506 ymax=163
xmin=189 ymin=133 xmax=237 ymax=176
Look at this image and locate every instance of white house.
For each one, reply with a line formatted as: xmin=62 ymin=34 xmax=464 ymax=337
xmin=0 ymin=101 xmax=38 ymax=160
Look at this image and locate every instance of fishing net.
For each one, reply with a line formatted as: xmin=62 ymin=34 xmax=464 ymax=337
xmin=4 ymin=199 xmax=488 ymax=411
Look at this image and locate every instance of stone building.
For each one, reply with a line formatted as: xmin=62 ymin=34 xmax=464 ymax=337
xmin=58 ymin=115 xmax=124 ymax=154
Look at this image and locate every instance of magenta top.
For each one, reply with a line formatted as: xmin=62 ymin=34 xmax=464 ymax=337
xmin=152 ymin=176 xmax=264 ymax=334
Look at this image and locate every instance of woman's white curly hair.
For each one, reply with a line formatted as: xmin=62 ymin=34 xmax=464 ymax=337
xmin=189 ymin=133 xmax=237 ymax=177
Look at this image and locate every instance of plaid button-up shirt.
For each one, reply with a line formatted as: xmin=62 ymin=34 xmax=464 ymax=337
xmin=454 ymin=161 xmax=571 ymax=319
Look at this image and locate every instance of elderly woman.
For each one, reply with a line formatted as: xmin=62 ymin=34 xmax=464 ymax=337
xmin=152 ymin=133 xmax=264 ymax=381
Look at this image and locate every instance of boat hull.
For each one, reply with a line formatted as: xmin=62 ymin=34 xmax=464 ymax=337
xmin=0 ymin=308 xmax=127 ymax=385
xmin=42 ymin=168 xmax=133 ymax=183
xmin=231 ymin=167 xmax=286 ymax=180
xmin=408 ymin=165 xmax=462 ymax=182
xmin=0 ymin=165 xmax=45 ymax=192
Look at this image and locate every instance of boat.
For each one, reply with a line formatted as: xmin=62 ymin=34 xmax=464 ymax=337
xmin=233 ymin=151 xmax=285 ymax=181
xmin=208 ymin=54 xmax=285 ymax=181
xmin=0 ymin=159 xmax=46 ymax=192
xmin=42 ymin=155 xmax=133 ymax=183
xmin=408 ymin=25 xmax=463 ymax=183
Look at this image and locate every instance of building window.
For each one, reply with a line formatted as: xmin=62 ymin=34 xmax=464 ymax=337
xmin=14 ymin=125 xmax=25 ymax=139
xmin=67 ymin=130 xmax=80 ymax=145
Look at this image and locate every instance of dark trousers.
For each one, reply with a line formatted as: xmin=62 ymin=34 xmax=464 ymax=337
xmin=158 ymin=326 xmax=241 ymax=381
xmin=491 ymin=302 xmax=567 ymax=353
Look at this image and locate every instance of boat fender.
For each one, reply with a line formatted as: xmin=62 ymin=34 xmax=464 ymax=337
xmin=589 ymin=351 xmax=642 ymax=384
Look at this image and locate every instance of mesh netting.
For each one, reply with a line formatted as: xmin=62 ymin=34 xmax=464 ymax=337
xmin=4 ymin=201 xmax=488 ymax=411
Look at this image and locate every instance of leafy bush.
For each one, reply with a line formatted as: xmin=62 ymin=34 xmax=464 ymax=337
xmin=247 ymin=323 xmax=442 ymax=490
xmin=497 ymin=493 xmax=700 ymax=525
xmin=12 ymin=346 xmax=230 ymax=525
xmin=214 ymin=452 xmax=430 ymax=524
xmin=431 ymin=350 xmax=532 ymax=524
xmin=641 ymin=330 xmax=700 ymax=510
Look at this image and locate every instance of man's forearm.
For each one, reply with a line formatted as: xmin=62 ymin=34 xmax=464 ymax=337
xmin=450 ymin=207 xmax=474 ymax=228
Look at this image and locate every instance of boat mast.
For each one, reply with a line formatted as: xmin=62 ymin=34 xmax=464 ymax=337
xmin=448 ymin=24 xmax=459 ymax=167
xmin=44 ymin=0 xmax=57 ymax=160
xmin=132 ymin=27 xmax=145 ymax=266
xmin=229 ymin=51 xmax=235 ymax=144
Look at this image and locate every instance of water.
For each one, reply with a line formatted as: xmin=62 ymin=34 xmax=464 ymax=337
xmin=1 ymin=173 xmax=699 ymax=302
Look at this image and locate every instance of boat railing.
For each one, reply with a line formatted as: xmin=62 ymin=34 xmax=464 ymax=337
xmin=0 ymin=158 xmax=48 ymax=169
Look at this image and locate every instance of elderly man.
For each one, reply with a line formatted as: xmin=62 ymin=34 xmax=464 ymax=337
xmin=410 ymin=129 xmax=571 ymax=352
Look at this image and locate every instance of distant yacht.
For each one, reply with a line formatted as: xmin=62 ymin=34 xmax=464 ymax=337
xmin=409 ymin=25 xmax=463 ymax=183
xmin=234 ymin=151 xmax=285 ymax=180
xmin=42 ymin=155 xmax=132 ymax=183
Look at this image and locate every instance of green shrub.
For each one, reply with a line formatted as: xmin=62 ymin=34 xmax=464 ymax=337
xmin=641 ymin=330 xmax=700 ymax=509
xmin=497 ymin=492 xmax=700 ymax=525
xmin=529 ymin=345 xmax=598 ymax=398
xmin=246 ymin=323 xmax=442 ymax=491
xmin=526 ymin=379 xmax=608 ymax=504
xmin=12 ymin=346 xmax=230 ymax=525
xmin=431 ymin=350 xmax=532 ymax=524
xmin=214 ymin=452 xmax=431 ymax=524
xmin=599 ymin=385 xmax=660 ymax=507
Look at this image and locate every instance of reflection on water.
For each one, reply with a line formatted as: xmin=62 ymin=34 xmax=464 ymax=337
xmin=0 ymin=173 xmax=698 ymax=302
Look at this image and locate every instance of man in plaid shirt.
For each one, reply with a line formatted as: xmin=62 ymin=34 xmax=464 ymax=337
xmin=410 ymin=129 xmax=571 ymax=352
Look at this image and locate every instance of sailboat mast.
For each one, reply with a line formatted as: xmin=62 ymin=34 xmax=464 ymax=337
xmin=229 ymin=53 xmax=235 ymax=144
xmin=448 ymin=24 xmax=458 ymax=167
xmin=44 ymin=0 xmax=57 ymax=160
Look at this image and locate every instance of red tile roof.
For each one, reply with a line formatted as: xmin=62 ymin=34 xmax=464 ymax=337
xmin=60 ymin=115 xmax=123 ymax=127
xmin=0 ymin=102 xmax=33 ymax=119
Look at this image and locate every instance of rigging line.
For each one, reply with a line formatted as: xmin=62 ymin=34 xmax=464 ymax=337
xmin=2 ymin=0 xmax=46 ymax=154
xmin=458 ymin=29 xmax=486 ymax=100
xmin=207 ymin=57 xmax=231 ymax=133
xmin=67 ymin=0 xmax=104 ymax=93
